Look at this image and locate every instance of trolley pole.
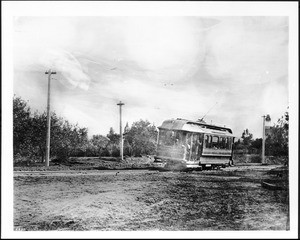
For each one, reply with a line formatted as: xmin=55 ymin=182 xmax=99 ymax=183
xmin=262 ymin=115 xmax=266 ymax=165
xmin=45 ymin=69 xmax=56 ymax=167
xmin=117 ymin=101 xmax=125 ymax=161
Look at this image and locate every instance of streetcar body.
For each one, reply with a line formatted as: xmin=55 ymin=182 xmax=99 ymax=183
xmin=154 ymin=118 xmax=235 ymax=169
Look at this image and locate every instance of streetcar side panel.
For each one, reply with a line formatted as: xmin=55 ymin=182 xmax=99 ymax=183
xmin=199 ymin=134 xmax=234 ymax=166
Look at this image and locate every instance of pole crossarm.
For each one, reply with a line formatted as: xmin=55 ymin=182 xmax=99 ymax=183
xmin=45 ymin=71 xmax=57 ymax=75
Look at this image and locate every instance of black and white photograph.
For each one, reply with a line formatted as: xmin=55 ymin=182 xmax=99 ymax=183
xmin=2 ymin=1 xmax=298 ymax=239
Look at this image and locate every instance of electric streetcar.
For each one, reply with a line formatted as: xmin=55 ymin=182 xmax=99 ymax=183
xmin=154 ymin=118 xmax=235 ymax=170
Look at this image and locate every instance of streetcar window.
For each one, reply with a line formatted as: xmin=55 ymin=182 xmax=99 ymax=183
xmin=158 ymin=130 xmax=184 ymax=146
xmin=202 ymin=135 xmax=234 ymax=149
xmin=158 ymin=130 xmax=165 ymax=145
xmin=166 ymin=130 xmax=176 ymax=146
xmin=174 ymin=131 xmax=183 ymax=146
xmin=185 ymin=133 xmax=192 ymax=146
xmin=211 ymin=136 xmax=219 ymax=149
xmin=204 ymin=135 xmax=211 ymax=148
xmin=191 ymin=134 xmax=199 ymax=150
xmin=219 ymin=137 xmax=226 ymax=149
xmin=158 ymin=130 xmax=172 ymax=146
xmin=193 ymin=134 xmax=198 ymax=142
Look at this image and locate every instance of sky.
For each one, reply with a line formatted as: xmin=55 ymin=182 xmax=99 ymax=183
xmin=13 ymin=15 xmax=289 ymax=139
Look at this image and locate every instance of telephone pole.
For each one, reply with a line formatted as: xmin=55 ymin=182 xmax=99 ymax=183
xmin=262 ymin=115 xmax=266 ymax=165
xmin=45 ymin=69 xmax=56 ymax=167
xmin=262 ymin=114 xmax=271 ymax=165
xmin=117 ymin=101 xmax=125 ymax=161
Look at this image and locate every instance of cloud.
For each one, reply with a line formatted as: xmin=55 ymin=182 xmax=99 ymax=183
xmin=40 ymin=49 xmax=91 ymax=90
xmin=204 ymin=17 xmax=288 ymax=85
xmin=14 ymin=17 xmax=76 ymax=66
xmin=124 ymin=17 xmax=205 ymax=74
xmin=14 ymin=17 xmax=90 ymax=90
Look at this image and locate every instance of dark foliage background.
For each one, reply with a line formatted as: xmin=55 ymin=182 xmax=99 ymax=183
xmin=13 ymin=95 xmax=158 ymax=164
xmin=14 ymin=95 xmax=288 ymax=165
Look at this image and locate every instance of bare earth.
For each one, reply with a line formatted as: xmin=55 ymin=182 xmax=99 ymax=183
xmin=14 ymin=165 xmax=289 ymax=231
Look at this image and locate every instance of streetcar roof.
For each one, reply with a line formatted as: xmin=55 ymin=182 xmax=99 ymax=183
xmin=158 ymin=118 xmax=235 ymax=137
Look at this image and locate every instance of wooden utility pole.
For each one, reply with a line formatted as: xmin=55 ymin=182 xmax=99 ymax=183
xmin=45 ymin=69 xmax=56 ymax=167
xmin=117 ymin=101 xmax=125 ymax=161
xmin=262 ymin=115 xmax=266 ymax=165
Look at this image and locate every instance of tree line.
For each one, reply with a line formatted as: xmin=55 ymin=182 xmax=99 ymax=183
xmin=13 ymin=95 xmax=158 ymax=163
xmin=14 ymin=95 xmax=289 ymax=164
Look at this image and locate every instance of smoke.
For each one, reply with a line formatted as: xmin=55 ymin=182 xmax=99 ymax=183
xmin=39 ymin=48 xmax=91 ymax=90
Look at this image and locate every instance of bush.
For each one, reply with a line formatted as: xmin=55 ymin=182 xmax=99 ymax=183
xmin=265 ymin=156 xmax=288 ymax=165
xmin=249 ymin=154 xmax=261 ymax=163
xmin=54 ymin=149 xmax=69 ymax=162
xmin=99 ymin=148 xmax=110 ymax=157
xmin=111 ymin=147 xmax=120 ymax=157
xmin=14 ymin=153 xmax=30 ymax=166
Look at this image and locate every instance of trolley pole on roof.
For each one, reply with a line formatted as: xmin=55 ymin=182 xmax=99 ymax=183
xmin=45 ymin=69 xmax=56 ymax=167
xmin=117 ymin=101 xmax=125 ymax=161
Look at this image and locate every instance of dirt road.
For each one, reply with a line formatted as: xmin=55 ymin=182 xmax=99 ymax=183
xmin=14 ymin=165 xmax=289 ymax=231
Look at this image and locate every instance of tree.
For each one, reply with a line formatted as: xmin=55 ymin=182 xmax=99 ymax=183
xmin=233 ymin=129 xmax=254 ymax=154
xmin=75 ymin=127 xmax=89 ymax=156
xmin=89 ymin=135 xmax=110 ymax=156
xmin=241 ymin=129 xmax=253 ymax=147
xmin=13 ymin=95 xmax=91 ymax=163
xmin=123 ymin=122 xmax=133 ymax=156
xmin=250 ymin=138 xmax=262 ymax=153
xmin=106 ymin=127 xmax=120 ymax=157
xmin=29 ymin=111 xmax=48 ymax=162
xmin=51 ymin=120 xmax=89 ymax=161
xmin=124 ymin=119 xmax=158 ymax=156
xmin=265 ymin=111 xmax=289 ymax=157
xmin=13 ymin=95 xmax=32 ymax=160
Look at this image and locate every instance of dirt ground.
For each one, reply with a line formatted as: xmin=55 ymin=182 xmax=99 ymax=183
xmin=14 ymin=164 xmax=289 ymax=231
